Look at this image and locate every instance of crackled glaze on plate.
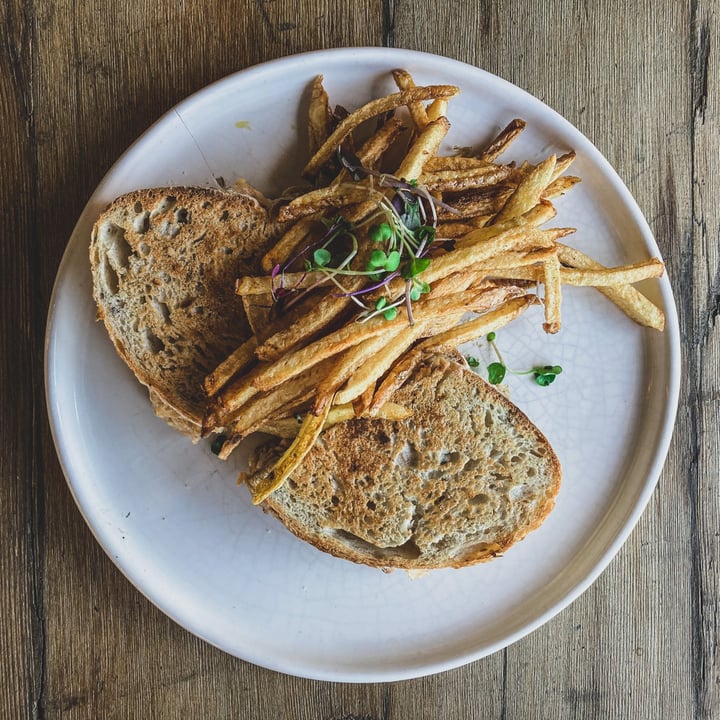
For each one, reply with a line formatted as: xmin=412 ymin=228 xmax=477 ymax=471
xmin=45 ymin=48 xmax=680 ymax=682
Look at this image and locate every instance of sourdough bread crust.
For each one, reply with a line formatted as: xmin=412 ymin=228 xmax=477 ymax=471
xmin=248 ymin=353 xmax=561 ymax=570
xmin=90 ymin=186 xmax=287 ymax=438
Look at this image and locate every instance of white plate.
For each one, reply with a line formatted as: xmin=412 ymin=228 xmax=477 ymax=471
xmin=45 ymin=48 xmax=680 ymax=682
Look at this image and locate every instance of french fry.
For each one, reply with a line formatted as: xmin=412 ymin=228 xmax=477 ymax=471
xmin=426 ymin=97 xmax=448 ymax=122
xmin=416 ymin=225 xmax=561 ymax=287
xmin=480 ymin=118 xmax=526 ymax=161
xmin=261 ymin=216 xmax=317 ymax=273
xmin=313 ymin=327 xmax=407 ymax=414
xmin=494 ymin=154 xmax=557 ymax=222
xmin=424 ymin=156 xmax=496 ymax=172
xmin=418 ymin=295 xmax=537 ymax=351
xmin=392 ymin=69 xmax=430 ymax=130
xmin=356 ymin=116 xmax=405 ymax=169
xmin=202 ymin=363 xmax=264 ymax=435
xmin=366 ymin=293 xmax=536 ymax=413
xmin=203 ymin=336 xmax=258 ymax=397
xmin=437 ymin=185 xmax=514 ymax=220
xmin=394 ymin=116 xmax=451 ymax=181
xmin=251 ymin=401 xmax=335 ymax=504
xmin=557 ymin=244 xmax=665 ymax=330
xmin=334 ymin=284 xmax=526 ymax=407
xmin=235 ymin=269 xmax=326 ymax=296
xmin=302 ymin=84 xmax=460 ymax=178
xmin=308 ymin=75 xmax=332 ymax=156
xmin=421 ymin=164 xmax=514 ymax=193
xmin=486 ymin=257 xmax=665 ymax=288
xmin=551 ymin=150 xmax=577 ymax=180
xmin=453 ymin=202 xmax=557 ymax=248
xmin=257 ymin=401 xmax=412 ymax=438
xmin=277 ymin=183 xmax=379 ymax=223
xmin=543 ymin=175 xmax=581 ymax=199
xmin=255 ymin=276 xmax=366 ymax=361
xmin=217 ymin=358 xmax=336 ymax=456
xmin=542 ymin=252 xmax=562 ymax=333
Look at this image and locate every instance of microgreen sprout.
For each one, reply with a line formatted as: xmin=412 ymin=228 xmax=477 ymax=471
xmin=272 ymin=152 xmax=450 ymax=325
xmin=484 ymin=332 xmax=563 ymax=387
xmin=210 ymin=434 xmax=226 ymax=455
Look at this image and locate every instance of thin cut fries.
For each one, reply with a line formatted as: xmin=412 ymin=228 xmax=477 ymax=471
xmin=480 ymin=118 xmax=526 ymax=161
xmin=542 ymin=252 xmax=562 ymax=334
xmin=392 ymin=69 xmax=430 ymax=130
xmin=250 ymin=402 xmax=334 ymax=504
xmin=204 ymin=336 xmax=258 ymax=397
xmin=258 ymin=401 xmax=411 ymax=438
xmin=303 ymin=85 xmax=460 ymax=177
xmin=194 ymin=69 xmax=667 ymax=507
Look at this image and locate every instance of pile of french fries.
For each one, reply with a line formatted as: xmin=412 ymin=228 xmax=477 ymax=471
xmin=201 ymin=70 xmax=665 ymax=504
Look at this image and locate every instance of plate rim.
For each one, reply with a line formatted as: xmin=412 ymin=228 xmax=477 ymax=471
xmin=44 ymin=46 xmax=682 ymax=682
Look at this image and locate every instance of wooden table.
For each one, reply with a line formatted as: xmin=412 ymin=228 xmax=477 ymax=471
xmin=2 ymin=1 xmax=716 ymax=718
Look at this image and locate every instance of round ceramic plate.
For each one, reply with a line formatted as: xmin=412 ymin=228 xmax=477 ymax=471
xmin=45 ymin=48 xmax=680 ymax=682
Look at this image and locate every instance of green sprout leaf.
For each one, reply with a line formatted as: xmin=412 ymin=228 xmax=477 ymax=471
xmin=409 ymin=285 xmax=422 ymax=301
xmin=210 ymin=434 xmax=227 ymax=455
xmin=375 ymin=297 xmax=388 ymax=310
xmin=313 ymin=248 xmax=332 ymax=267
xmin=383 ymin=306 xmax=398 ymax=321
xmin=533 ymin=365 xmax=563 ymax=386
xmin=369 ymin=222 xmax=393 ymax=243
xmin=401 ymin=256 xmax=431 ymax=279
xmin=369 ymin=249 xmax=388 ymax=268
xmin=384 ymin=250 xmax=401 ymax=272
xmin=465 ymin=355 xmax=480 ymax=368
xmin=487 ymin=331 xmax=497 ymax=342
xmin=487 ymin=362 xmax=507 ymax=385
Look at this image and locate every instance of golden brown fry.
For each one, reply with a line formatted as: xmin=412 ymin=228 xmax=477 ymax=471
xmin=560 ymin=258 xmax=665 ymax=286
xmin=251 ymin=401 xmax=334 ymax=504
xmin=418 ymin=225 xmax=560 ymax=286
xmin=308 ymin=75 xmax=332 ymax=156
xmin=426 ymin=97 xmax=448 ymax=122
xmin=435 ymin=218 xmax=492 ymax=238
xmin=203 ymin=336 xmax=258 ymax=397
xmin=421 ymin=164 xmax=514 ymax=193
xmin=557 ymin=244 xmax=665 ymax=330
xmin=425 ymin=156 xmax=493 ymax=172
xmin=480 ymin=118 xmax=527 ymax=161
xmin=235 ymin=269 xmax=326 ymax=296
xmin=216 ymin=357 xmax=336 ymax=456
xmin=551 ymin=150 xmax=577 ymax=180
xmin=542 ymin=252 xmax=562 ymax=333
xmin=302 ymin=85 xmax=460 ymax=177
xmin=261 ymin=216 xmax=316 ymax=273
xmin=437 ymin=185 xmax=514 ymax=220
xmin=494 ymin=154 xmax=557 ymax=222
xmin=418 ymin=295 xmax=537 ymax=351
xmin=202 ymin=363 xmax=264 ymax=435
xmin=395 ymin=116 xmax=451 ymax=181
xmin=258 ymin=401 xmax=412 ymax=438
xmin=356 ymin=116 xmax=405 ymax=169
xmin=543 ymin=175 xmax=581 ymax=199
xmin=313 ymin=327 xmax=407 ymax=414
xmin=255 ymin=276 xmax=365 ymax=361
xmin=334 ymin=284 xmax=525 ymax=406
xmin=252 ymin=314 xmax=391 ymax=392
xmin=485 ymin=256 xmax=665 ymax=288
xmin=453 ymin=202 xmax=557 ymax=248
xmin=277 ymin=182 xmax=378 ymax=223
xmin=392 ymin=69 xmax=430 ymax=129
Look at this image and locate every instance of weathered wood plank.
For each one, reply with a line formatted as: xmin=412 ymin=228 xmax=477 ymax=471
xmin=0 ymin=1 xmax=44 ymax=718
xmin=0 ymin=0 xmax=713 ymax=717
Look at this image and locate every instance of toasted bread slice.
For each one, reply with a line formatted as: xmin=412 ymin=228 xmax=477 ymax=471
xmin=90 ymin=186 xmax=287 ymax=439
xmin=247 ymin=352 xmax=561 ymax=570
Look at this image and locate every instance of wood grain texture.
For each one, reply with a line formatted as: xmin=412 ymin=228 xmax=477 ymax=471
xmin=1 ymin=0 xmax=716 ymax=718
